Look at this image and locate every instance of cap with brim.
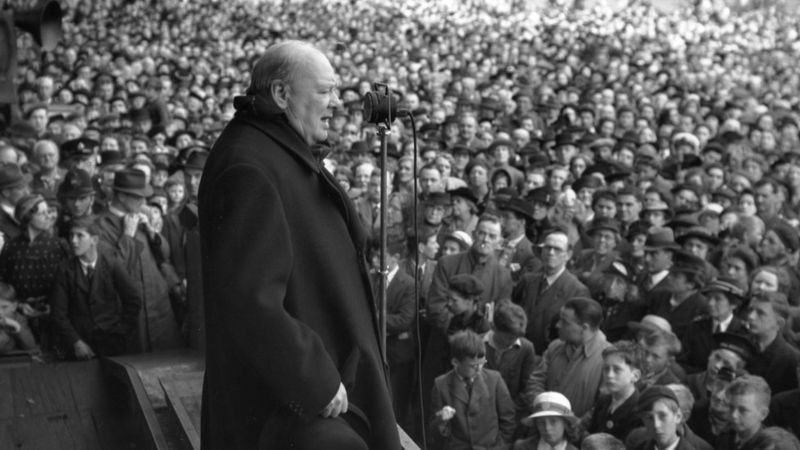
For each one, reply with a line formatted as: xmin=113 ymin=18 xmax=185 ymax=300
xmin=0 ymin=164 xmax=32 ymax=190
xmin=643 ymin=228 xmax=680 ymax=251
xmin=488 ymin=139 xmax=516 ymax=153
xmin=587 ymin=218 xmax=620 ymax=236
xmin=638 ymin=386 xmax=679 ymax=413
xmin=445 ymin=230 xmax=473 ymax=250
xmin=713 ymin=332 xmax=757 ymax=367
xmin=526 ymin=187 xmax=556 ymax=207
xmin=424 ymin=192 xmax=451 ymax=207
xmin=676 ymin=226 xmax=720 ymax=247
xmin=448 ymin=187 xmax=478 ymax=205
xmin=113 ymin=169 xmax=153 ymax=197
xmin=666 ymin=213 xmax=700 ymax=230
xmin=522 ymin=392 xmax=578 ymax=426
xmin=628 ymin=314 xmax=673 ymax=334
xmin=498 ymin=197 xmax=534 ymax=221
xmin=604 ymin=259 xmax=635 ymax=283
xmin=572 ymin=175 xmax=603 ymax=192
xmin=701 ymin=277 xmax=746 ymax=303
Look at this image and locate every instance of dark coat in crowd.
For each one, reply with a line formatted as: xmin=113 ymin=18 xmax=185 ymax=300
xmin=750 ymin=333 xmax=800 ymax=395
xmin=678 ymin=315 xmax=747 ymax=374
xmin=199 ymin=108 xmax=400 ymax=450
xmin=49 ymin=249 xmax=141 ymax=355
xmin=647 ymin=290 xmax=708 ymax=341
xmin=512 ymin=269 xmax=589 ymax=353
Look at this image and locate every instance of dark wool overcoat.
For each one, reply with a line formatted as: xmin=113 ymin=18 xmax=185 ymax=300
xmin=198 ymin=103 xmax=400 ymax=450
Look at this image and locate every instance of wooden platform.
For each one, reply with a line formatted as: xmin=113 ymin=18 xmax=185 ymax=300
xmin=0 ymin=359 xmax=140 ymax=449
xmin=1 ymin=350 xmax=419 ymax=450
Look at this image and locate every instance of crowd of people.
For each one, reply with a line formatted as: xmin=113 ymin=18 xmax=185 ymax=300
xmin=0 ymin=0 xmax=800 ymax=448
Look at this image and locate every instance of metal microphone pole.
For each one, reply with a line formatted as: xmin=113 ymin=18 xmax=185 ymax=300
xmin=377 ymin=123 xmax=389 ymax=359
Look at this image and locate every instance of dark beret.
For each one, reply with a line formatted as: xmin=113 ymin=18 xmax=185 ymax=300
xmin=448 ymin=274 xmax=485 ymax=298
xmin=638 ymin=386 xmax=679 ymax=413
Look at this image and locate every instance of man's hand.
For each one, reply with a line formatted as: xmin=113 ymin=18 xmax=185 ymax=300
xmin=123 ymin=214 xmax=141 ymax=237
xmin=74 ymin=340 xmax=95 ymax=360
xmin=320 ymin=382 xmax=348 ymax=418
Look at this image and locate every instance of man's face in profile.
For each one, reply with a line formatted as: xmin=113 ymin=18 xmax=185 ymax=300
xmin=284 ymin=51 xmax=341 ymax=145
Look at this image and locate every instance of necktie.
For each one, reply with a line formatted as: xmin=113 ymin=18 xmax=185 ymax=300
xmin=86 ymin=266 xmax=94 ymax=282
xmin=713 ymin=323 xmax=721 ymax=334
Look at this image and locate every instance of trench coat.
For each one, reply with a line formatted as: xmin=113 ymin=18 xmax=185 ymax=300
xmin=198 ymin=104 xmax=400 ymax=450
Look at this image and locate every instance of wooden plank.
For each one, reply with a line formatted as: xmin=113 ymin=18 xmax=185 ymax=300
xmin=398 ymin=424 xmax=421 ymax=450
xmin=11 ymin=363 xmax=76 ymax=417
xmin=161 ymin=372 xmax=203 ymax=450
xmin=0 ymin=369 xmax=12 ymax=420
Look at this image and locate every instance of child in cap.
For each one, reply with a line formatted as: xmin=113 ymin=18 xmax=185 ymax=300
xmin=0 ymin=282 xmax=36 ymax=353
xmin=633 ymin=386 xmax=696 ymax=450
xmin=430 ymin=329 xmax=515 ymax=450
xmin=583 ymin=340 xmax=646 ymax=441
xmin=512 ymin=391 xmax=580 ymax=450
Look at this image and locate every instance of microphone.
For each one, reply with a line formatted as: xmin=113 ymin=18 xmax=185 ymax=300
xmin=362 ymin=83 xmax=409 ymax=125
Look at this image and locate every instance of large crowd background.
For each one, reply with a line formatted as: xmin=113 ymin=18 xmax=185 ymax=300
xmin=0 ymin=0 xmax=800 ymax=448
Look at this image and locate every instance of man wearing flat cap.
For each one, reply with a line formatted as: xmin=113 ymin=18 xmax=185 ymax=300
xmin=96 ymin=168 xmax=181 ymax=353
xmin=679 ymin=277 xmax=748 ymax=374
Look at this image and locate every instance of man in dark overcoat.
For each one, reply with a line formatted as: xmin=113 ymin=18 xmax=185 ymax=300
xmin=198 ymin=40 xmax=400 ymax=450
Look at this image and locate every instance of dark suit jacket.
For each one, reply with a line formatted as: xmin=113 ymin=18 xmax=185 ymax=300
xmin=632 ymin=437 xmax=698 ymax=450
xmin=647 ymin=290 xmax=708 ymax=341
xmin=587 ymin=391 xmax=642 ymax=441
xmin=430 ymin=368 xmax=515 ymax=450
xmin=0 ymin=207 xmax=20 ymax=241
xmin=199 ymin=107 xmax=400 ymax=450
xmin=385 ymin=269 xmax=416 ymax=366
xmin=751 ymin=334 xmax=800 ymax=395
xmin=49 ymin=251 xmax=141 ymax=347
xmin=679 ymin=315 xmax=747 ymax=374
xmin=512 ymin=269 xmax=590 ymax=352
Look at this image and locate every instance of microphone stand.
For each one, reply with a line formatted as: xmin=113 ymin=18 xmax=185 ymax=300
xmin=377 ymin=123 xmax=390 ymax=358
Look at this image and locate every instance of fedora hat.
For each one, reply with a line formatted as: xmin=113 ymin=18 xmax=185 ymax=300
xmin=643 ymin=227 xmax=680 ymax=251
xmin=183 ymin=149 xmax=209 ymax=171
xmin=113 ymin=169 xmax=153 ymax=198
xmin=676 ymin=226 xmax=720 ymax=247
xmin=587 ymin=217 xmax=621 ymax=236
xmin=0 ymin=164 xmax=32 ymax=190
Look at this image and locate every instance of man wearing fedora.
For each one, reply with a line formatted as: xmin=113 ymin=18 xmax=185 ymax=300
xmin=646 ymin=251 xmax=709 ymax=341
xmin=637 ymin=227 xmax=679 ymax=297
xmin=0 ymin=164 xmax=32 ymax=241
xmin=96 ymin=168 xmax=182 ymax=353
xmin=497 ymin=196 xmax=538 ymax=281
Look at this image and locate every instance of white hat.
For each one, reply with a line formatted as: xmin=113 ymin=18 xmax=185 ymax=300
xmin=523 ymin=392 xmax=577 ymax=425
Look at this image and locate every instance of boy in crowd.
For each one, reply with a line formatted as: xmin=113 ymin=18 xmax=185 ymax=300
xmin=49 ymin=215 xmax=142 ymax=359
xmin=583 ymin=340 xmax=645 ymax=440
xmin=633 ymin=385 xmax=697 ymax=450
xmin=715 ymin=375 xmax=771 ymax=450
xmin=484 ymin=300 xmax=537 ymax=427
xmin=430 ymin=329 xmax=515 ymax=449
xmin=641 ymin=329 xmax=684 ymax=387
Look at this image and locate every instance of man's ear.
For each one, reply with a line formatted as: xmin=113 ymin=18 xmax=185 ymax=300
xmin=271 ymin=81 xmax=291 ymax=109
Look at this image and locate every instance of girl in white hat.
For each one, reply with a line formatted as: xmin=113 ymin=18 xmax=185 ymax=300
xmin=513 ymin=391 xmax=580 ymax=450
